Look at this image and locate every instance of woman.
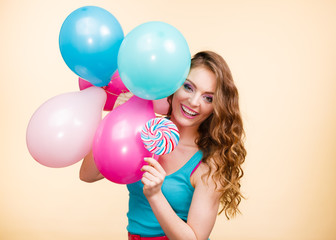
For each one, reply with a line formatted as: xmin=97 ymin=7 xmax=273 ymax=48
xmin=80 ymin=51 xmax=246 ymax=240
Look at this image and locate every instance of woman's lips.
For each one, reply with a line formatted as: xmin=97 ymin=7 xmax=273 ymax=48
xmin=180 ymin=104 xmax=199 ymax=119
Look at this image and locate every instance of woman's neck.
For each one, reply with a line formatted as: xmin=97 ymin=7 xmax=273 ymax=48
xmin=170 ymin=117 xmax=199 ymax=149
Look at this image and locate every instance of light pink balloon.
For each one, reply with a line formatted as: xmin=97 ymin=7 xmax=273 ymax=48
xmin=93 ymin=96 xmax=155 ymax=184
xmin=26 ymin=87 xmax=106 ymax=168
xmin=153 ymin=97 xmax=169 ymax=115
xmin=79 ymin=70 xmax=129 ymax=111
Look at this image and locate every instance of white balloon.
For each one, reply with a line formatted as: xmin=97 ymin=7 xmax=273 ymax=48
xmin=26 ymin=87 xmax=106 ymax=168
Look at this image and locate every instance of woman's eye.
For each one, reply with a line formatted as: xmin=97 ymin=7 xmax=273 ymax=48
xmin=183 ymin=83 xmax=193 ymax=92
xmin=203 ymin=95 xmax=213 ymax=103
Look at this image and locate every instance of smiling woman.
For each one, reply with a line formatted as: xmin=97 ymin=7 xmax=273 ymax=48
xmin=170 ymin=66 xmax=217 ymax=126
xmin=80 ymin=51 xmax=246 ymax=239
xmin=167 ymin=51 xmax=246 ymax=218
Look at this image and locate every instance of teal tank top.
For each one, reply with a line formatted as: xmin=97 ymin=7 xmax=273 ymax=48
xmin=126 ymin=150 xmax=203 ymax=237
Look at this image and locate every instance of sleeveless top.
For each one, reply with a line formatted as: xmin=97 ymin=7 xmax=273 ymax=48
xmin=126 ymin=150 xmax=203 ymax=237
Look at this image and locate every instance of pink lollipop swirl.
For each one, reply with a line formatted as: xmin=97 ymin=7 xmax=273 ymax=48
xmin=141 ymin=118 xmax=180 ymax=155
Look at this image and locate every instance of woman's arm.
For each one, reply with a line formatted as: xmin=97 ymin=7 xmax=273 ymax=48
xmin=186 ymin=163 xmax=221 ymax=239
xmin=79 ymin=92 xmax=134 ymax=183
xmin=79 ymin=149 xmax=104 ymax=182
xmin=142 ymin=158 xmax=220 ymax=240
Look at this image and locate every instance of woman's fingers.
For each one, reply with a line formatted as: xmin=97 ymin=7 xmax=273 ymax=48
xmin=113 ymin=92 xmax=134 ymax=109
xmin=119 ymin=91 xmax=134 ymax=101
xmin=141 ymin=158 xmax=166 ymax=191
xmin=141 ymin=176 xmax=152 ymax=186
xmin=142 ymin=171 xmax=157 ymax=182
xmin=141 ymin=165 xmax=162 ymax=178
xmin=143 ymin=158 xmax=166 ymax=177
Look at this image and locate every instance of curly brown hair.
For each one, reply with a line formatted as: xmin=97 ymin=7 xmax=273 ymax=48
xmin=167 ymin=51 xmax=246 ymax=219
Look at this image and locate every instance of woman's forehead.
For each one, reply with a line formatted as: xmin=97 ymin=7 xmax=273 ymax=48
xmin=186 ymin=67 xmax=216 ymax=93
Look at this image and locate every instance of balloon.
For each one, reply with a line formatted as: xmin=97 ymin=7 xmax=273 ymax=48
xmin=93 ymin=96 xmax=155 ymax=184
xmin=79 ymin=70 xmax=129 ymax=111
xmin=26 ymin=87 xmax=106 ymax=168
xmin=118 ymin=21 xmax=191 ymax=100
xmin=59 ymin=6 xmax=124 ymax=87
xmin=153 ymin=98 xmax=169 ymax=115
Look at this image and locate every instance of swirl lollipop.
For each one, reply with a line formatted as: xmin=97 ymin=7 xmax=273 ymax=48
xmin=141 ymin=118 xmax=180 ymax=155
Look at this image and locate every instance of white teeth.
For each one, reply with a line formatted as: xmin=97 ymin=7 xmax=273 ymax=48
xmin=182 ymin=105 xmax=197 ymax=116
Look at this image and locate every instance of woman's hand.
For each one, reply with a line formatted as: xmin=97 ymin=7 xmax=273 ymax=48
xmin=141 ymin=157 xmax=166 ymax=199
xmin=113 ymin=92 xmax=134 ymax=109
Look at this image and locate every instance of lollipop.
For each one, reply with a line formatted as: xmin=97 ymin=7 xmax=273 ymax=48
xmin=141 ymin=118 xmax=180 ymax=155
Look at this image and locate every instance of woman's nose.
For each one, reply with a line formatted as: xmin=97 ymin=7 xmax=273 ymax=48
xmin=188 ymin=94 xmax=201 ymax=107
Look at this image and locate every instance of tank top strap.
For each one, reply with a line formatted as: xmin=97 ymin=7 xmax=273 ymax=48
xmin=182 ymin=150 xmax=203 ymax=176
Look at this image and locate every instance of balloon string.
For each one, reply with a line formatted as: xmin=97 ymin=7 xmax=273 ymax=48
xmin=104 ymin=89 xmax=118 ymax=97
xmin=111 ymin=76 xmax=120 ymax=81
xmin=102 ymin=74 xmax=128 ymax=97
xmin=103 ymin=88 xmax=128 ymax=97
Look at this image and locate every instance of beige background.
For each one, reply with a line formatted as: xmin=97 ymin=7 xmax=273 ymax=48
xmin=1 ymin=0 xmax=336 ymax=239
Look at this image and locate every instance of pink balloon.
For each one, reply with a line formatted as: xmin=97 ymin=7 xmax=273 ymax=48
xmin=79 ymin=70 xmax=129 ymax=111
xmin=26 ymin=87 xmax=106 ymax=168
xmin=93 ymin=96 xmax=155 ymax=184
xmin=153 ymin=97 xmax=169 ymax=115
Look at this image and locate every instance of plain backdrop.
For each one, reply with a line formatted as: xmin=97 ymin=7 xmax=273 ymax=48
xmin=1 ymin=0 xmax=336 ymax=239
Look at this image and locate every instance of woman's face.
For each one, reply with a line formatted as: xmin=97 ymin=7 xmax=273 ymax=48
xmin=171 ymin=66 xmax=217 ymax=129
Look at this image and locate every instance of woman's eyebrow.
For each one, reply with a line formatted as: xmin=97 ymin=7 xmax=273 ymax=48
xmin=185 ymin=79 xmax=214 ymax=95
xmin=185 ymin=79 xmax=195 ymax=87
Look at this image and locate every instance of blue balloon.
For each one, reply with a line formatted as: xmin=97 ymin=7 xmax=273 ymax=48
xmin=117 ymin=21 xmax=191 ymax=100
xmin=59 ymin=6 xmax=124 ymax=87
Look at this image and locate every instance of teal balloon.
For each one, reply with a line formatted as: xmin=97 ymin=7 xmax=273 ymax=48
xmin=117 ymin=21 xmax=191 ymax=100
xmin=59 ymin=6 xmax=124 ymax=87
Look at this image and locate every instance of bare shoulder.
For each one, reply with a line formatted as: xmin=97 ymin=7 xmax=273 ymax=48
xmin=190 ymin=159 xmax=218 ymax=190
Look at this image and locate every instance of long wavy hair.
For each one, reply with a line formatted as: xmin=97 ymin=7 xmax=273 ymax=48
xmin=167 ymin=51 xmax=246 ymax=219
